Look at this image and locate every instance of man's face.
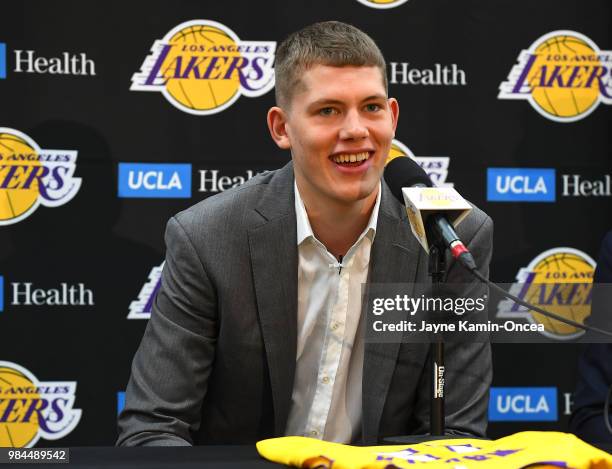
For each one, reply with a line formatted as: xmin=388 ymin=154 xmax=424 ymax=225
xmin=270 ymin=65 xmax=399 ymax=208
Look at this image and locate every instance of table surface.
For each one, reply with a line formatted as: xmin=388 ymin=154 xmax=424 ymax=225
xmin=10 ymin=442 xmax=612 ymax=469
xmin=14 ymin=446 xmax=280 ymax=469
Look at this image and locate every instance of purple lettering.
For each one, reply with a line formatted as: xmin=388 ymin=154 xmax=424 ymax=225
xmin=224 ymin=56 xmax=249 ymax=81
xmin=48 ymin=398 xmax=67 ymax=425
xmin=22 ymin=399 xmax=48 ymax=424
xmin=511 ymin=272 xmax=536 ymax=312
xmin=488 ymin=449 xmax=521 ymax=457
xmin=179 ymin=56 xmax=205 ymax=79
xmin=49 ymin=166 xmax=66 ymax=191
xmin=22 ymin=165 xmax=49 ymax=190
xmin=565 ymin=66 xmax=587 ymax=88
xmin=238 ymin=57 xmax=271 ymax=91
xmin=0 ymin=399 xmax=20 ymax=423
xmin=585 ymin=66 xmax=612 ymax=98
xmin=541 ymin=283 xmax=564 ymax=306
xmin=203 ymin=56 xmax=226 ymax=79
xmin=545 ymin=65 xmax=566 ymax=87
xmin=0 ymin=165 xmax=26 ymax=189
xmin=511 ymin=54 xmax=537 ymax=94
xmin=144 ymin=44 xmax=172 ymax=86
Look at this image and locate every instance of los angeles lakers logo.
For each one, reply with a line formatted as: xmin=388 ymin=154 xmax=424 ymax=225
xmin=131 ymin=20 xmax=276 ymax=115
xmin=356 ymin=0 xmax=410 ymax=9
xmin=0 ymin=362 xmax=81 ymax=447
xmin=387 ymin=139 xmax=453 ymax=187
xmin=0 ymin=128 xmax=80 ymax=226
xmin=499 ymin=31 xmax=612 ymax=122
xmin=497 ymin=248 xmax=596 ymax=340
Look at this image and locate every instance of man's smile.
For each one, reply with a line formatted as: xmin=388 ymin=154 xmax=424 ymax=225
xmin=330 ymin=151 xmax=374 ymax=168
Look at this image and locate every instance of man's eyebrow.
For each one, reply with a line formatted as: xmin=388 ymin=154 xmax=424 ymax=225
xmin=362 ymin=94 xmax=388 ymax=101
xmin=307 ymin=98 xmax=345 ymax=108
xmin=307 ymin=95 xmax=388 ymax=108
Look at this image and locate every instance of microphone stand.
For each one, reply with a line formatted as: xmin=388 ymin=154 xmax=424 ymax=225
xmin=428 ymin=243 xmax=446 ymax=438
xmin=384 ymin=243 xmax=484 ymax=444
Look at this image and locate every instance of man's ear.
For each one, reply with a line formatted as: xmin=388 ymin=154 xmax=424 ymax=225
xmin=267 ymin=106 xmax=291 ymax=150
xmin=388 ymin=98 xmax=399 ymax=136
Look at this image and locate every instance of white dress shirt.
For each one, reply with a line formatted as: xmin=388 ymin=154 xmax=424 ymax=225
xmin=284 ymin=182 xmax=381 ymax=443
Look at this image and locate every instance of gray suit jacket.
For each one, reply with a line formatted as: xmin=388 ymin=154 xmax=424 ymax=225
xmin=117 ymin=162 xmax=493 ymax=446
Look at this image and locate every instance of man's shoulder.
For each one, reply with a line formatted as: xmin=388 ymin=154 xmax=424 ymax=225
xmin=456 ymin=202 xmax=493 ymax=246
xmin=172 ymin=165 xmax=291 ymax=235
xmin=465 ymin=202 xmax=492 ymax=230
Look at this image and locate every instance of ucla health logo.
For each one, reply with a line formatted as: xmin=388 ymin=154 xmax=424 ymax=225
xmin=0 ymin=128 xmax=80 ymax=225
xmin=128 ymin=262 xmax=164 ymax=319
xmin=497 ymin=248 xmax=596 ymax=340
xmin=489 ymin=387 xmax=557 ymax=422
xmin=0 ymin=361 xmax=81 ymax=447
xmin=118 ymin=163 xmax=191 ymax=198
xmin=356 ymin=0 xmax=409 ymax=9
xmin=117 ymin=391 xmax=126 ymax=414
xmin=0 ymin=43 xmax=6 ymax=79
xmin=487 ymin=168 xmax=556 ymax=202
xmin=0 ymin=277 xmax=94 ymax=310
xmin=499 ymin=31 xmax=612 ymax=122
xmin=387 ymin=139 xmax=453 ymax=187
xmin=131 ymin=20 xmax=276 ymax=115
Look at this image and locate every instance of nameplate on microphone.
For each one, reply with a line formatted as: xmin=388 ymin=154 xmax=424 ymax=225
xmin=402 ymin=187 xmax=472 ymax=252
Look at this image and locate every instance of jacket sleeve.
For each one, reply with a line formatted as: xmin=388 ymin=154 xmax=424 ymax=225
xmin=569 ymin=231 xmax=612 ymax=443
xmin=116 ymin=216 xmax=218 ymax=446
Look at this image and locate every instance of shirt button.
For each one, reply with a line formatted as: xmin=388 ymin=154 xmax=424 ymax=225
xmin=322 ymin=376 xmax=330 ymax=384
xmin=331 ymin=322 xmax=340 ymax=331
xmin=310 ymin=430 xmax=319 ymax=437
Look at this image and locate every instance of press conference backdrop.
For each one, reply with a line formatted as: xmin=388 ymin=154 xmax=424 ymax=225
xmin=0 ymin=0 xmax=610 ymax=447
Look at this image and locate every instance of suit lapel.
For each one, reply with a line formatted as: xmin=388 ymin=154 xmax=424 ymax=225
xmin=362 ymin=182 xmax=422 ymax=443
xmin=247 ymin=164 xmax=298 ymax=436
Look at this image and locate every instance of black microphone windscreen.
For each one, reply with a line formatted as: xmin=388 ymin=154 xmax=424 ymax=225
xmin=384 ymin=157 xmax=433 ymax=201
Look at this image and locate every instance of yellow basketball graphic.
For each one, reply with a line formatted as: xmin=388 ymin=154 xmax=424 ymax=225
xmin=162 ymin=24 xmax=241 ymax=113
xmin=0 ymin=132 xmax=41 ymax=223
xmin=386 ymin=141 xmax=409 ymax=165
xmin=357 ymin=0 xmax=409 ymax=8
xmin=528 ymin=35 xmax=601 ymax=119
xmin=519 ymin=249 xmax=595 ymax=339
xmin=0 ymin=366 xmax=41 ymax=447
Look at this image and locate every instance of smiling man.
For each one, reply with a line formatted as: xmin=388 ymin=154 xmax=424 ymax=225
xmin=117 ymin=21 xmax=493 ymax=447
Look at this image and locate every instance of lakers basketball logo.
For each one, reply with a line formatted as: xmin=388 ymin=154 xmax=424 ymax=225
xmin=499 ymin=31 xmax=612 ymax=122
xmin=497 ymin=248 xmax=596 ymax=340
xmin=128 ymin=262 xmax=164 ymax=320
xmin=356 ymin=0 xmax=410 ymax=9
xmin=131 ymin=20 xmax=276 ymax=115
xmin=0 ymin=362 xmax=81 ymax=447
xmin=0 ymin=128 xmax=81 ymax=226
xmin=387 ymin=139 xmax=453 ymax=187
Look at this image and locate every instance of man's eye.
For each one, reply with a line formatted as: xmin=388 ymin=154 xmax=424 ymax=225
xmin=319 ymin=107 xmax=337 ymax=116
xmin=365 ymin=103 xmax=381 ymax=112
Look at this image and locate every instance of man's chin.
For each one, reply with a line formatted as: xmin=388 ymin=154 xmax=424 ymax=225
xmin=330 ymin=186 xmax=379 ymax=206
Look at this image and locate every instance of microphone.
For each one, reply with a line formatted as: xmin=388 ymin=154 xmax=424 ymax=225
xmin=384 ymin=157 xmax=612 ymax=340
xmin=384 ymin=157 xmax=477 ymax=270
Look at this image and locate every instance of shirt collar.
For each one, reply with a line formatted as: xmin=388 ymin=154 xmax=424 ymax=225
xmin=295 ymin=181 xmax=382 ymax=246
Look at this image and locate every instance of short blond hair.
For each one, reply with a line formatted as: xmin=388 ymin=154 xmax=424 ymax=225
xmin=274 ymin=21 xmax=388 ymax=108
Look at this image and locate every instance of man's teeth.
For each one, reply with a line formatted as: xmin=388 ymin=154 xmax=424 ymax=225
xmin=332 ymin=152 xmax=370 ymax=163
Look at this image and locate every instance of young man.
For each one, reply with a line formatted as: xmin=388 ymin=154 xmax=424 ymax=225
xmin=117 ymin=21 xmax=493 ymax=446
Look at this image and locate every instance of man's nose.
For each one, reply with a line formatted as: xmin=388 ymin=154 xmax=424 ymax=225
xmin=339 ymin=110 xmax=369 ymax=140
